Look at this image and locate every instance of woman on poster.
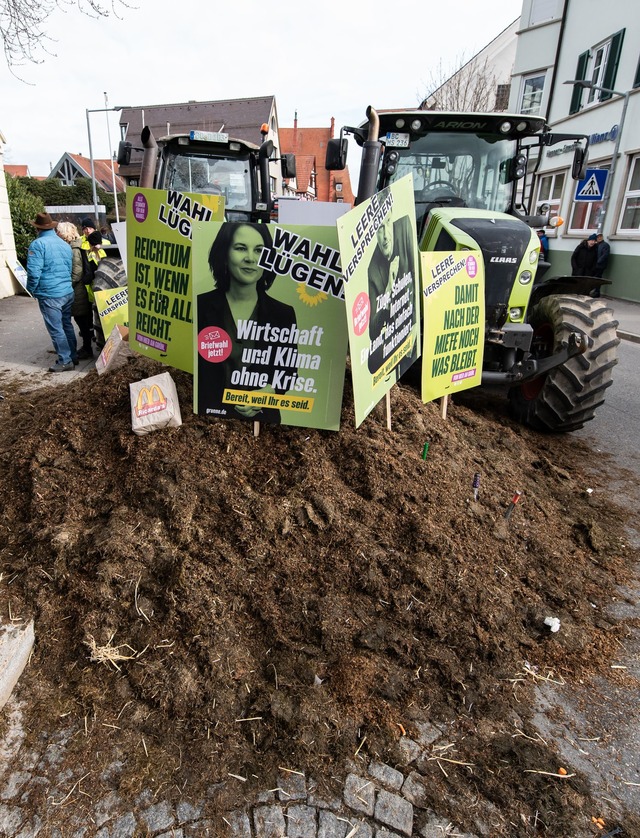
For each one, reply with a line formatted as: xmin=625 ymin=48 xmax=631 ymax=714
xmin=197 ymin=222 xmax=298 ymax=423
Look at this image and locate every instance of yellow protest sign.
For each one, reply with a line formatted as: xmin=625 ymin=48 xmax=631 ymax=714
xmin=421 ymin=251 xmax=485 ymax=403
xmin=94 ymin=286 xmax=129 ymax=340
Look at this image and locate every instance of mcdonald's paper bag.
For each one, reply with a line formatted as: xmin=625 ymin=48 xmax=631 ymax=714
xmin=130 ymin=372 xmax=182 ymax=435
xmin=96 ymin=324 xmax=134 ymax=376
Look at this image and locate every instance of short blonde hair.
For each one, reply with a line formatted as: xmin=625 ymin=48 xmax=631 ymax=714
xmin=56 ymin=221 xmax=80 ymax=243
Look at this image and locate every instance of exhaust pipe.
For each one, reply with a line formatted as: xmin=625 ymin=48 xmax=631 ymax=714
xmin=139 ymin=126 xmax=159 ymax=189
xmin=355 ymin=106 xmax=382 ymax=206
xmin=258 ymin=139 xmax=274 ymax=210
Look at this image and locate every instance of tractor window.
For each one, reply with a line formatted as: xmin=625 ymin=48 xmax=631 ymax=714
xmin=382 ymin=132 xmax=518 ymax=234
xmin=164 ymin=153 xmax=253 ymax=211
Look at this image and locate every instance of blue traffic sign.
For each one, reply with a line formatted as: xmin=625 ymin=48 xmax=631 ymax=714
xmin=574 ymin=168 xmax=609 ymax=202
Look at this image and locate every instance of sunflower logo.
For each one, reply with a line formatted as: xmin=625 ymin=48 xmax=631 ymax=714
xmin=296 ymin=285 xmax=328 ymax=307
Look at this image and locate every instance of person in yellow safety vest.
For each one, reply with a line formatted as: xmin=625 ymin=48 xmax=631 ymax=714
xmin=80 ymin=219 xmax=109 ymax=301
xmin=80 ymin=218 xmax=110 ymax=256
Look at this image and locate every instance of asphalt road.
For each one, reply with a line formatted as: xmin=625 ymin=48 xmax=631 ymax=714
xmin=575 ymin=339 xmax=640 ymax=546
xmin=533 ymin=337 xmax=640 ymax=831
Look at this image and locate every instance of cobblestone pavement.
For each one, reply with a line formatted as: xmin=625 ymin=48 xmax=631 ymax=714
xmin=0 ymin=699 xmax=480 ymax=838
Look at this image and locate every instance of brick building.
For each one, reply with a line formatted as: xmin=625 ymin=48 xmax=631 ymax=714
xmin=280 ymin=115 xmax=355 ymax=205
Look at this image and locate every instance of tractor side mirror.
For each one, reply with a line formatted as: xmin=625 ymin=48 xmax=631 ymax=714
xmin=325 ymin=137 xmax=348 ymax=171
xmin=117 ymin=141 xmax=132 ymax=167
xmin=572 ymin=145 xmax=587 ymax=180
xmin=281 ymin=153 xmax=296 ymax=180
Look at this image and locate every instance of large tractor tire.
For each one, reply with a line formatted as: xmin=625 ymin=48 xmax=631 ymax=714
xmin=508 ymin=294 xmax=620 ymax=432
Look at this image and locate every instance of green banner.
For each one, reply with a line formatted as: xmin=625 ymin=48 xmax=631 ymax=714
xmin=126 ymin=188 xmax=224 ymax=372
xmin=94 ymin=286 xmax=129 ymax=339
xmin=192 ymin=221 xmax=348 ymax=430
xmin=420 ymin=251 xmax=485 ymax=402
xmin=337 ymin=175 xmax=421 ymax=427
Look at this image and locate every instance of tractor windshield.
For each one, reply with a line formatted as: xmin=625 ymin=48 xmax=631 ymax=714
xmin=382 ymin=132 xmax=518 ymax=234
xmin=163 ymin=152 xmax=253 ymax=213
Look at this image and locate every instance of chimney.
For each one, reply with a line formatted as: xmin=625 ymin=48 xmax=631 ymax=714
xmin=330 ymin=116 xmax=335 ymax=137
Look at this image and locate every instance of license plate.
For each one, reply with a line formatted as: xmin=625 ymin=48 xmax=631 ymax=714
xmin=385 ymin=132 xmax=410 ymax=148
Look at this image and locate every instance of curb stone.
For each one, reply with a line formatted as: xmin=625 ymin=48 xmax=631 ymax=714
xmin=0 ymin=701 xmax=481 ymax=838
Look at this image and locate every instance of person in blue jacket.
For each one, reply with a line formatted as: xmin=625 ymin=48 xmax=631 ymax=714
xmin=26 ymin=213 xmax=76 ymax=372
xmin=536 ymin=229 xmax=549 ymax=261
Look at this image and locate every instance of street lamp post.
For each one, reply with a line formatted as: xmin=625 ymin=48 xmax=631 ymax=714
xmin=85 ymin=103 xmax=126 ymax=226
xmin=563 ymin=79 xmax=631 ymax=234
xmin=103 ymin=92 xmax=121 ymax=223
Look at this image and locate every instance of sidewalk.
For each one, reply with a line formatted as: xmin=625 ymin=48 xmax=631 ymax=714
xmin=1 ymin=293 xmax=638 ymax=387
xmin=0 ymin=294 xmax=96 ymax=385
xmin=609 ymin=294 xmax=640 ymax=344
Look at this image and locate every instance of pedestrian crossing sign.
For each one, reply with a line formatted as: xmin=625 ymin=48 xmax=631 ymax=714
xmin=574 ymin=168 xmax=609 ymax=202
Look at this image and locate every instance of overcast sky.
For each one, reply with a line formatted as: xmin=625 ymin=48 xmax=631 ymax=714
xmin=1 ymin=0 xmax=522 ymax=177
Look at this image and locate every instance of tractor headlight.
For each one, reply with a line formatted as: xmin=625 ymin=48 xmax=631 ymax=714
xmin=395 ymin=118 xmax=406 ymax=129
xmin=410 ymin=119 xmax=422 ymax=131
xmin=499 ymin=120 xmax=513 ymax=134
xmin=529 ymin=250 xmax=538 ymax=264
xmin=385 ymin=150 xmax=399 ymax=176
xmin=519 ymin=270 xmax=533 ymax=285
xmin=509 ymin=307 xmax=523 ymax=321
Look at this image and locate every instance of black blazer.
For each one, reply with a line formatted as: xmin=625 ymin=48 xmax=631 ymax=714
xmin=367 ymin=214 xmax=417 ymax=375
xmin=197 ymin=288 xmax=297 ymax=423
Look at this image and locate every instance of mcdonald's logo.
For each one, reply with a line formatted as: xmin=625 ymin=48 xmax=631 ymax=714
xmin=135 ymin=384 xmax=167 ymax=418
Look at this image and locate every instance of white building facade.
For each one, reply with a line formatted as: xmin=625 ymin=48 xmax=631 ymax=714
xmin=422 ymin=20 xmax=519 ymax=112
xmin=0 ymin=132 xmax=20 ymax=299
xmin=509 ymin=0 xmax=640 ymax=301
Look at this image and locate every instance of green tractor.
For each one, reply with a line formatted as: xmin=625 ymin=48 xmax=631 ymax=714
xmin=327 ymin=107 xmax=620 ymax=432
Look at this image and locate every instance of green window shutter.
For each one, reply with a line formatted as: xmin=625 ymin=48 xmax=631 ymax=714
xmin=602 ymin=29 xmax=625 ymax=99
xmin=633 ymin=54 xmax=640 ymax=89
xmin=570 ymin=51 xmax=589 ymax=114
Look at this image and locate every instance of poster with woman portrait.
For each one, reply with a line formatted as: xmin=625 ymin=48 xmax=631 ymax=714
xmin=192 ymin=221 xmax=348 ymax=430
xmin=337 ymin=176 xmax=421 ymax=427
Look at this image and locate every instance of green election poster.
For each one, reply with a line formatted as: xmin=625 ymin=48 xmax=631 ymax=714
xmin=337 ymin=175 xmax=420 ymax=427
xmin=127 ymin=188 xmax=224 ymax=372
xmin=192 ymin=221 xmax=348 ymax=430
xmin=420 ymin=251 xmax=485 ymax=403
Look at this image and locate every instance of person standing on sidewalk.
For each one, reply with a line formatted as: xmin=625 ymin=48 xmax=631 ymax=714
xmin=80 ymin=217 xmax=111 ymax=253
xmin=590 ymin=233 xmax=611 ymax=298
xmin=571 ymin=233 xmax=598 ymax=276
xmin=26 ymin=212 xmax=76 ymax=372
xmin=56 ymin=221 xmax=94 ymax=359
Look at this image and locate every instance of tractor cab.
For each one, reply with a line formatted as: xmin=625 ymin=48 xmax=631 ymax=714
xmin=118 ymin=128 xmax=296 ymax=224
xmin=157 ymin=133 xmax=258 ymax=221
xmin=328 ymin=109 xmax=588 ymax=236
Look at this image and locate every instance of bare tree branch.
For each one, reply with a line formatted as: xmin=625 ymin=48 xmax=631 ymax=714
xmin=0 ymin=0 xmax=133 ymax=71
xmin=418 ymin=54 xmax=502 ymax=113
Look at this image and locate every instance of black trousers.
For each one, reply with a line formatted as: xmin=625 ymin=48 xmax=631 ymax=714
xmin=74 ymin=314 xmax=93 ymax=350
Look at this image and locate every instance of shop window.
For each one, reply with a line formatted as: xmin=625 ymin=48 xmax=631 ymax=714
xmin=568 ymin=164 xmax=610 ymax=234
xmin=618 ymin=154 xmax=640 ymax=233
xmin=535 ymin=170 xmax=566 ymax=235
